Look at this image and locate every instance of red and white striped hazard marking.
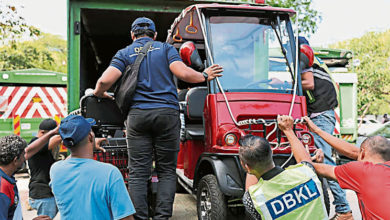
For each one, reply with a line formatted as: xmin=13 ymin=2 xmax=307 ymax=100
xmin=334 ymin=106 xmax=341 ymax=135
xmin=0 ymin=86 xmax=67 ymax=119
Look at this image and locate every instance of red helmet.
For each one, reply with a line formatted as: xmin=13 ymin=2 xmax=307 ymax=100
xmin=300 ymin=44 xmax=314 ymax=69
xmin=179 ymin=41 xmax=204 ymax=71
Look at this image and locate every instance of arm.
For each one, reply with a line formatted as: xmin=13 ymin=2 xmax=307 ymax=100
xmin=304 ymin=116 xmax=359 ymax=160
xmin=278 ymin=115 xmax=339 ymax=181
xmin=277 ymin=115 xmax=312 ymax=163
xmin=243 ymin=191 xmax=262 ymax=220
xmin=93 ymin=66 xmax=122 ymax=99
xmin=301 ymin=71 xmax=314 ymax=90
xmin=95 ymin=138 xmax=107 ymax=152
xmin=48 ymin=135 xmax=62 ymax=151
xmin=169 ymin=61 xmax=223 ymax=83
xmin=25 ymin=126 xmax=59 ymax=160
xmin=0 ymin=193 xmax=10 ymax=220
xmin=312 ymin=163 xmax=337 ymax=181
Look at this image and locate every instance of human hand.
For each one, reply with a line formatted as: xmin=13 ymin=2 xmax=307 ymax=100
xmin=269 ymin=77 xmax=283 ymax=85
xmin=204 ymin=64 xmax=223 ymax=81
xmin=303 ymin=116 xmax=321 ymax=133
xmin=49 ymin=125 xmax=60 ymax=136
xmin=311 ymin=148 xmax=324 ymax=163
xmin=95 ymin=138 xmax=107 ymax=152
xmin=93 ymin=90 xmax=114 ymax=100
xmin=277 ymin=115 xmax=294 ymax=131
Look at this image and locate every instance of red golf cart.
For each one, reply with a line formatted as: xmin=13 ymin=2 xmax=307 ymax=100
xmin=167 ymin=4 xmax=326 ymax=219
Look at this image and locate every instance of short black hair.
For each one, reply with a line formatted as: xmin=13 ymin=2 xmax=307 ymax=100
xmin=0 ymin=135 xmax=27 ymax=165
xmin=39 ymin=118 xmax=57 ymax=131
xmin=362 ymin=136 xmax=390 ymax=161
xmin=239 ymin=134 xmax=273 ymax=168
xmin=133 ymin=29 xmax=155 ymax=39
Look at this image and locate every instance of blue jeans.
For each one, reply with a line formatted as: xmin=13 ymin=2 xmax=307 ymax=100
xmin=29 ymin=197 xmax=58 ymax=219
xmin=311 ymin=109 xmax=351 ymax=213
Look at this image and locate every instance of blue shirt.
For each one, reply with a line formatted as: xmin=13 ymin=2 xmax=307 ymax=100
xmin=110 ymin=37 xmax=182 ymax=110
xmin=50 ymin=158 xmax=135 ymax=220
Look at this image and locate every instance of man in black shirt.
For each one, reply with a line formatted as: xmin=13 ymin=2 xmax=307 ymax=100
xmin=28 ymin=119 xmax=61 ymax=219
xmin=299 ymin=37 xmax=352 ymax=219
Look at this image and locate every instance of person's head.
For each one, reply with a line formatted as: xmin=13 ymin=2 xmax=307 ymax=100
xmin=298 ymin=36 xmax=314 ymax=70
xmin=59 ymin=115 xmax=96 ymax=154
xmin=239 ymin=135 xmax=274 ymax=175
xmin=131 ymin=17 xmax=157 ymax=41
xmin=298 ymin=36 xmax=310 ymax=46
xmin=0 ymin=135 xmax=27 ymax=171
xmin=37 ymin=118 xmax=57 ymax=137
xmin=359 ymin=136 xmax=390 ymax=162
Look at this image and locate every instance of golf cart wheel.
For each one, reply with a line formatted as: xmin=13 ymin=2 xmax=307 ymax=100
xmin=197 ymin=174 xmax=227 ymax=220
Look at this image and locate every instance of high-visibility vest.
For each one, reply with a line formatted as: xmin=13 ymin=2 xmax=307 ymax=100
xmin=249 ymin=164 xmax=328 ymax=220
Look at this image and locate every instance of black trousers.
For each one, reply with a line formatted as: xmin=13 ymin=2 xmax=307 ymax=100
xmin=126 ymin=108 xmax=180 ymax=220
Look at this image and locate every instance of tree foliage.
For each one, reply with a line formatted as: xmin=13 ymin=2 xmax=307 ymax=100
xmin=0 ymin=4 xmax=40 ymax=46
xmin=0 ymin=33 xmax=67 ymax=73
xmin=331 ymin=30 xmax=390 ymax=115
xmin=267 ymin=0 xmax=322 ymax=35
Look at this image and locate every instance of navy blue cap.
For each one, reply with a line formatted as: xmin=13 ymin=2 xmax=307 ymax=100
xmin=298 ymin=36 xmax=310 ymax=46
xmin=59 ymin=115 xmax=96 ymax=148
xmin=131 ymin=17 xmax=156 ymax=32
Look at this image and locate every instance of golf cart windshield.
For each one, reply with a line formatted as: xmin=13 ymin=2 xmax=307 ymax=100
xmin=209 ymin=16 xmax=294 ymax=93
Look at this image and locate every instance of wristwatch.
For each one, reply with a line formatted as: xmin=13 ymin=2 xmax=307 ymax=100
xmin=202 ymin=71 xmax=209 ymax=81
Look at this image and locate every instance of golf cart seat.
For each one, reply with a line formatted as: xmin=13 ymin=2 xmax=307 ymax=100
xmin=80 ymin=94 xmax=125 ymax=137
xmin=185 ymin=87 xmax=207 ymax=140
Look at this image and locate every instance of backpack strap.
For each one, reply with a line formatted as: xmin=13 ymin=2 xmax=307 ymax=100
xmin=129 ymin=40 xmax=154 ymax=76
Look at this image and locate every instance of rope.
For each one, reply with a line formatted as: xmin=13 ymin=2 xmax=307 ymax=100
xmin=196 ymin=6 xmax=240 ymax=126
xmin=288 ymin=12 xmax=300 ymax=117
xmin=283 ymin=12 xmax=301 ymax=166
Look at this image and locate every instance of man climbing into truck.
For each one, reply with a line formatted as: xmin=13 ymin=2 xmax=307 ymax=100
xmin=93 ymin=17 xmax=223 ymax=219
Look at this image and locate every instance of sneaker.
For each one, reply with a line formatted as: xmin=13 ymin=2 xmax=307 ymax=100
xmin=330 ymin=211 xmax=353 ymax=220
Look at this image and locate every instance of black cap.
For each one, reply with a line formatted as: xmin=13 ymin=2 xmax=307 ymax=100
xmin=39 ymin=119 xmax=57 ymax=131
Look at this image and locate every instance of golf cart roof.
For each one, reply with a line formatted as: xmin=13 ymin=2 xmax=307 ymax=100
xmin=195 ymin=3 xmax=296 ymax=15
xmin=166 ymin=4 xmax=295 ymax=44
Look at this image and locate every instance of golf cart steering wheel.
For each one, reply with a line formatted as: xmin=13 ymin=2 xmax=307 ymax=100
xmin=245 ymin=79 xmax=272 ymax=89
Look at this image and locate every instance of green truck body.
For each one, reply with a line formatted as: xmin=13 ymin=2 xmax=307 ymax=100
xmin=0 ymin=68 xmax=67 ymax=142
xmin=331 ymin=71 xmax=358 ymax=142
xmin=313 ymin=48 xmax=358 ymax=143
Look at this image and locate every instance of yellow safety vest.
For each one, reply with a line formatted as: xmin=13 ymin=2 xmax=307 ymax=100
xmin=249 ymin=164 xmax=328 ymax=220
